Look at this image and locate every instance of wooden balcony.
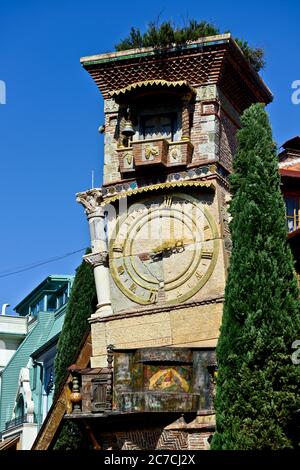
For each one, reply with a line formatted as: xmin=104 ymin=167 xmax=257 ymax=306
xmin=133 ymin=138 xmax=169 ymax=167
xmin=167 ymin=140 xmax=194 ymax=167
xmin=67 ymin=347 xmax=216 ymax=417
xmin=118 ymin=138 xmax=194 ymax=174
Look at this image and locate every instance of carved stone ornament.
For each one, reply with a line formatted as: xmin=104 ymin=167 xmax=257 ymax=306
xmin=13 ymin=367 xmax=35 ymax=420
xmin=104 ymin=98 xmax=119 ymax=113
xmin=196 ymin=85 xmax=217 ymax=102
xmin=76 ymin=188 xmax=103 ymax=216
xmin=83 ymin=251 xmax=109 ymax=267
xmin=123 ymin=150 xmax=134 ymax=169
xmin=169 ymin=147 xmax=182 ymax=162
xmin=144 ymin=144 xmax=159 ymax=160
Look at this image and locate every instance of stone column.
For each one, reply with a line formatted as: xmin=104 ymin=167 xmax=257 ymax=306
xmin=76 ymin=188 xmax=113 ymax=318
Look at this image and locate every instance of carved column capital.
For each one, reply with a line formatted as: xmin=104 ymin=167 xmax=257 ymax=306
xmin=76 ymin=188 xmax=104 ymax=217
xmin=83 ymin=251 xmax=109 ymax=268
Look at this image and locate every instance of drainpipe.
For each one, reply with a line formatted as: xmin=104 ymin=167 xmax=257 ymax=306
xmin=32 ymin=360 xmax=43 ymax=428
xmin=1 ymin=304 xmax=10 ymax=315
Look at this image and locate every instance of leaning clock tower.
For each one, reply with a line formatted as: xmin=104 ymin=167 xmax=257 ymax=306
xmin=73 ymin=34 xmax=272 ymax=450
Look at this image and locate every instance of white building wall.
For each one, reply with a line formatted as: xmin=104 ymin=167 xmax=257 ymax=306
xmin=0 ymin=316 xmax=28 ymax=370
xmin=20 ymin=423 xmax=38 ymax=450
xmin=0 ymin=349 xmax=17 ymax=370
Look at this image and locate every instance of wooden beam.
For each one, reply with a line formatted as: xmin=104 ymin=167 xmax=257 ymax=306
xmin=32 ymin=332 xmax=92 ymax=450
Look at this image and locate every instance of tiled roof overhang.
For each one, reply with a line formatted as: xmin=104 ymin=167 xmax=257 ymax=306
xmin=280 ymin=169 xmax=300 ymax=178
xmin=80 ymin=34 xmax=272 ymax=112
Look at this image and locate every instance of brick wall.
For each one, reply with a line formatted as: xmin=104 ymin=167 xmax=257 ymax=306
xmin=219 ymin=109 xmax=238 ymax=172
xmin=187 ymin=432 xmax=212 ymax=450
xmin=190 ymin=100 xmax=220 ymax=164
xmin=99 ymin=429 xmax=213 ymax=450
xmin=102 ymin=88 xmax=242 ymax=184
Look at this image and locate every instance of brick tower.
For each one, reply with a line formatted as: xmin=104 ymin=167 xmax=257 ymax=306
xmin=71 ymin=33 xmax=272 ymax=450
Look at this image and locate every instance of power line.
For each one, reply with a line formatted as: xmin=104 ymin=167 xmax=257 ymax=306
xmin=0 ymin=248 xmax=86 ymax=279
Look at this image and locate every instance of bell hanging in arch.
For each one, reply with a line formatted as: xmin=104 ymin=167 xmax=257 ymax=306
xmin=122 ymin=120 xmax=135 ymax=138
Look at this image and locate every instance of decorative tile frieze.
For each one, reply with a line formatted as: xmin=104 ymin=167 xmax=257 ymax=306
xmin=101 ymin=165 xmax=220 ymax=199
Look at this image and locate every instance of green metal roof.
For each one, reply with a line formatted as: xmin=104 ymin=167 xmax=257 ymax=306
xmin=31 ymin=304 xmax=67 ymax=359
xmin=0 ymin=312 xmax=55 ymax=431
xmin=0 ymin=275 xmax=74 ymax=432
xmin=14 ymin=275 xmax=74 ymax=316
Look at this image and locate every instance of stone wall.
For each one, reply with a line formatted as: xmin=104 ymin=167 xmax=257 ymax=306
xmin=219 ymin=110 xmax=238 ymax=172
xmin=104 ymin=99 xmax=120 ymax=183
xmin=90 ymin=300 xmax=223 ymax=368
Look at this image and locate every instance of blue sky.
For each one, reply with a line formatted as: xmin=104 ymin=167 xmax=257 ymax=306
xmin=0 ymin=0 xmax=299 ymax=313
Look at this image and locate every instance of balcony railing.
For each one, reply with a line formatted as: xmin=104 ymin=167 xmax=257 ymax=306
xmin=5 ymin=414 xmax=34 ymax=430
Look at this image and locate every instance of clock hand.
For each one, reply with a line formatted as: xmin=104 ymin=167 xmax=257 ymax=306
xmin=149 ymin=238 xmax=192 ymax=259
xmin=134 ymin=238 xmax=194 ymax=263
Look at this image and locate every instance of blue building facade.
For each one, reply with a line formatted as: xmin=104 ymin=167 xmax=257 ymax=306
xmin=0 ymin=275 xmax=74 ymax=450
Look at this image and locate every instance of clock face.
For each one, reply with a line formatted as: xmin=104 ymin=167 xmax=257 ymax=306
xmin=109 ymin=192 xmax=219 ymax=305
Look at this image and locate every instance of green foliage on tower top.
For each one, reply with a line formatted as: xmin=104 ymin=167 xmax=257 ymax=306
xmin=211 ymin=103 xmax=300 ymax=449
xmin=115 ymin=20 xmax=265 ymax=72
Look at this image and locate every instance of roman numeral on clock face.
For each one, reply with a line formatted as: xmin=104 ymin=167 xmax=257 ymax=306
xmin=202 ymin=250 xmax=213 ymax=259
xmin=117 ymin=265 xmax=125 ymax=275
xmin=129 ymin=283 xmax=137 ymax=293
xmin=203 ymin=225 xmax=212 ymax=241
xmin=164 ymin=195 xmax=173 ymax=208
xmin=149 ymin=291 xmax=157 ymax=302
xmin=113 ymin=244 xmax=123 ymax=253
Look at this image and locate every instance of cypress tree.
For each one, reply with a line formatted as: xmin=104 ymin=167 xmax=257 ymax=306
xmin=54 ymin=249 xmax=97 ymax=394
xmin=211 ymin=103 xmax=300 ymax=450
xmin=53 ymin=249 xmax=97 ymax=450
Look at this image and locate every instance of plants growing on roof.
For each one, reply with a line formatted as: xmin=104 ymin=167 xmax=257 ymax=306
xmin=115 ymin=20 xmax=265 ymax=72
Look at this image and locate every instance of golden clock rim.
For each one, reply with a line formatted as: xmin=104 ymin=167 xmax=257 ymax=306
xmin=109 ymin=191 xmax=220 ymax=305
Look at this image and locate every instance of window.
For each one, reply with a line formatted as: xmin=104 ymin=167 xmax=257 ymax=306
xmin=30 ymin=296 xmax=45 ymax=315
xmin=32 ymin=365 xmax=37 ymax=390
xmin=140 ymin=113 xmax=178 ymax=141
xmin=29 ymin=286 xmax=69 ymax=314
xmin=15 ymin=395 xmax=24 ymax=419
xmin=57 ymin=286 xmax=68 ymax=309
xmin=47 ymin=294 xmax=57 ymax=312
xmin=285 ymin=195 xmax=300 ymax=232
